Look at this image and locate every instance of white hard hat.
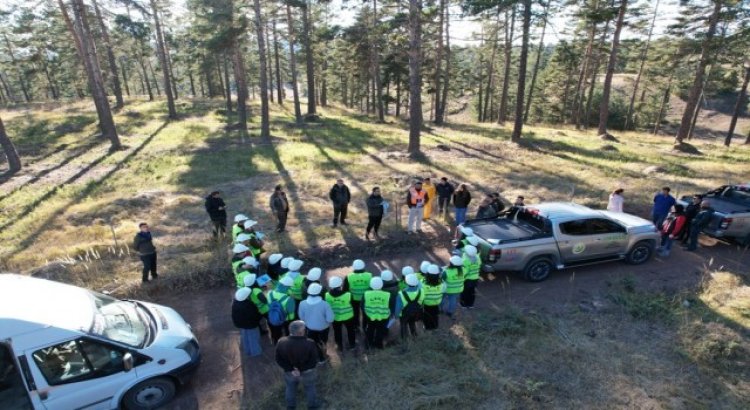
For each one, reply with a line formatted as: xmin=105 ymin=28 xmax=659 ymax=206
xmin=243 ymin=220 xmax=258 ymax=229
xmin=281 ymin=257 xmax=293 ymax=269
xmin=288 ymin=259 xmax=303 ymax=272
xmin=236 ymin=233 xmax=251 ymax=243
xmin=243 ymin=274 xmax=257 ymax=287
xmin=234 ymin=214 xmax=248 ymax=223
xmin=464 ymin=245 xmax=478 ymax=257
xmin=307 ymin=268 xmax=322 ymax=281
xmin=328 ymin=276 xmax=343 ymax=288
xmin=450 ymin=255 xmax=464 ymax=266
xmin=467 ymin=236 xmax=480 ymax=246
xmin=370 ymin=277 xmax=383 ymax=290
xmin=235 ymin=287 xmax=251 ymax=301
xmin=460 ymin=226 xmax=474 ymax=236
xmin=280 ymin=276 xmax=294 ymax=287
xmin=269 ymin=253 xmax=283 ymax=265
xmin=402 ymin=266 xmax=415 ymax=276
xmin=307 ymin=283 xmax=322 ymax=296
xmin=233 ymin=244 xmax=249 ymax=254
xmin=405 ymin=274 xmax=419 ymax=287
xmin=352 ymin=259 xmax=365 ymax=270
xmin=380 ymin=270 xmax=393 ymax=281
xmin=419 ymin=261 xmax=431 ymax=273
xmin=427 ymin=264 xmax=440 ymax=275
xmin=242 ymin=256 xmax=258 ymax=267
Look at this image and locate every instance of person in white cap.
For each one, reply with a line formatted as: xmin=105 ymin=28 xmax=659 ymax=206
xmin=267 ymin=253 xmax=285 ymax=282
xmin=267 ymin=276 xmax=297 ymax=344
xmin=441 ymin=256 xmax=465 ymax=318
xmin=205 ymin=190 xmax=227 ymax=238
xmin=232 ymin=286 xmax=263 ymax=357
xmin=419 ymin=261 xmax=431 ymax=280
xmin=283 ymin=259 xmax=306 ymax=318
xmin=362 ymin=277 xmax=393 ymax=349
xmin=380 ymin=270 xmax=400 ymax=296
xmin=280 ymin=256 xmax=293 ymax=275
xmin=395 ymin=274 xmax=425 ymax=339
xmin=399 ymin=266 xmax=420 ymax=290
xmin=302 ymin=268 xmax=324 ymax=299
xmin=460 ymin=245 xmax=481 ymax=309
xmin=235 ymin=256 xmax=259 ymax=288
xmin=455 ymin=227 xmax=474 ymax=252
xmin=245 ymin=274 xmax=269 ymax=322
xmin=232 ymin=214 xmax=249 ymax=240
xmin=242 ymin=219 xmax=265 ymax=258
xmin=325 ymin=276 xmax=356 ymax=351
xmin=298 ymin=283 xmax=334 ymax=363
xmin=422 ymin=264 xmax=445 ymax=330
xmin=231 ymin=243 xmax=251 ymax=275
xmin=344 ymin=259 xmax=372 ymax=332
xmin=235 ymin=233 xmax=252 ymax=245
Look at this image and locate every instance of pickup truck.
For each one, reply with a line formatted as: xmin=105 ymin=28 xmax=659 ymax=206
xmin=676 ymin=184 xmax=750 ymax=245
xmin=459 ymin=203 xmax=660 ymax=282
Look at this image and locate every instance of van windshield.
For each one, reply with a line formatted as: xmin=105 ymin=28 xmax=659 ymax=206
xmin=89 ymin=292 xmax=149 ymax=348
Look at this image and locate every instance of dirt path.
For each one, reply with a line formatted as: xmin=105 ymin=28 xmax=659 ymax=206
xmin=154 ymin=236 xmax=748 ymax=410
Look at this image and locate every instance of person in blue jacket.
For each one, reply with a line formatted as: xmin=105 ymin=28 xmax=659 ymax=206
xmin=652 ymin=187 xmax=676 ymax=228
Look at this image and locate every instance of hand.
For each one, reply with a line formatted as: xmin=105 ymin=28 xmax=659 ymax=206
xmin=669 ymin=235 xmax=675 ymax=239
xmin=291 ymin=369 xmax=301 ymax=377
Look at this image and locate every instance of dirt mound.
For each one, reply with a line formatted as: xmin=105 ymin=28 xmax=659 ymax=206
xmin=672 ymin=142 xmax=703 ymax=155
xmin=599 ymin=133 xmax=620 ymax=142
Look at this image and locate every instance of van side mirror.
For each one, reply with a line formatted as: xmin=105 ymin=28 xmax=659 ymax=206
xmin=123 ymin=353 xmax=134 ymax=371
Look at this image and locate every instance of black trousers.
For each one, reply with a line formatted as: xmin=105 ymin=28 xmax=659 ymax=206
xmin=332 ymin=319 xmax=356 ymax=350
xmin=400 ymin=316 xmax=419 ymax=339
xmin=276 ymin=211 xmax=288 ymax=231
xmin=351 ymin=300 xmax=363 ymax=331
xmin=366 ymin=215 xmax=382 ymax=234
xmin=333 ymin=203 xmax=348 ymax=225
xmin=423 ymin=305 xmax=440 ymax=330
xmin=438 ymin=196 xmax=450 ymax=212
xmin=365 ymin=319 xmax=388 ymax=349
xmin=270 ymin=321 xmax=289 ymax=345
xmin=140 ymin=253 xmax=157 ymax=281
xmin=211 ymin=218 xmax=227 ymax=237
xmin=306 ymin=328 xmax=330 ymax=361
xmin=460 ymin=279 xmax=478 ymax=307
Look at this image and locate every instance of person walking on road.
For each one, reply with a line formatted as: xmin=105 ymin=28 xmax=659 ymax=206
xmin=686 ymin=201 xmax=715 ymax=252
xmin=422 ymin=265 xmax=445 ymax=330
xmin=344 ymin=259 xmax=372 ymax=332
xmin=658 ymin=205 xmax=686 ymax=257
xmin=270 ymin=185 xmax=290 ymax=233
xmin=232 ymin=282 xmax=263 ymax=357
xmin=406 ymin=181 xmax=429 ymax=234
xmin=441 ymin=256 xmax=465 ymax=319
xmin=362 ymin=277 xmax=393 ymax=349
xmin=395 ymin=274 xmax=425 ymax=339
xmin=365 ymin=187 xmax=385 ymax=240
xmin=298 ymin=283 xmax=334 ymax=364
xmin=325 ymin=276 xmax=357 ymax=351
xmin=134 ymin=222 xmax=158 ymax=283
xmin=436 ymin=177 xmax=455 ymax=218
xmin=453 ymin=184 xmax=471 ymax=225
xmin=607 ymin=188 xmax=624 ymax=212
xmin=329 ymin=179 xmax=351 ymax=227
xmin=275 ymin=320 xmax=321 ymax=410
xmin=652 ymin=187 xmax=676 ymax=228
xmin=204 ymin=190 xmax=227 ymax=238
xmin=422 ymin=177 xmax=437 ymax=220
xmin=460 ymin=245 xmax=481 ymax=308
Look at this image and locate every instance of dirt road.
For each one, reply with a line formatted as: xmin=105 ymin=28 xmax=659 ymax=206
xmin=156 ymin=236 xmax=748 ymax=410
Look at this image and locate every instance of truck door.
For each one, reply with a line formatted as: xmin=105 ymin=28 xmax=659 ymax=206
xmin=585 ymin=218 xmax=628 ymax=257
xmin=0 ymin=342 xmax=35 ymax=410
xmin=557 ymin=219 xmax=597 ymax=262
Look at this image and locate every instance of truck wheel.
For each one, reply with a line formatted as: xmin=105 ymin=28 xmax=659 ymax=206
xmin=625 ymin=241 xmax=654 ymax=265
xmin=523 ymin=257 xmax=554 ymax=282
xmin=123 ymin=377 xmax=176 ymax=410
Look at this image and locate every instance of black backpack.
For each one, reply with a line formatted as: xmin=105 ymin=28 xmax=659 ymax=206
xmin=401 ymin=290 xmax=423 ymax=320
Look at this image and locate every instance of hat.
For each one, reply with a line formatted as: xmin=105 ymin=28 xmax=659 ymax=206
xmin=370 ymin=277 xmax=383 ymax=290
xmin=328 ymin=276 xmax=343 ymax=288
xmin=307 ymin=283 xmax=322 ymax=296
xmin=236 ymin=233 xmax=251 ymax=243
xmin=467 ymin=236 xmax=480 ymax=246
xmin=450 ymin=255 xmax=464 ymax=266
xmin=380 ymin=270 xmax=394 ymax=281
xmin=279 ymin=276 xmax=294 ymax=287
xmin=242 ymin=256 xmax=258 ymax=267
xmin=307 ymin=268 xmax=322 ymax=281
xmin=233 ymin=244 xmax=249 ymax=254
xmin=427 ymin=264 xmax=440 ymax=275
xmin=402 ymin=266 xmax=415 ymax=276
xmin=288 ymin=259 xmax=303 ymax=272
xmin=419 ymin=261 xmax=430 ymax=273
xmin=243 ymin=274 xmax=257 ymax=287
xmin=352 ymin=259 xmax=365 ymax=270
xmin=269 ymin=253 xmax=283 ymax=265
xmin=405 ymin=274 xmax=419 ymax=287
xmin=234 ymin=214 xmax=249 ymax=223
xmin=234 ymin=287 xmax=251 ymax=301
xmin=243 ymin=220 xmax=258 ymax=229
xmin=281 ymin=257 xmax=293 ymax=269
xmin=464 ymin=245 xmax=478 ymax=257
xmin=460 ymin=226 xmax=474 ymax=236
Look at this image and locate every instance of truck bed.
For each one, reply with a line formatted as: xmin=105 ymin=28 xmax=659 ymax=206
xmin=708 ymin=198 xmax=750 ymax=214
xmin=465 ymin=217 xmax=548 ymax=244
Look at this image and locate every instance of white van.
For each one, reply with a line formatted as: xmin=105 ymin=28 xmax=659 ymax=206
xmin=0 ymin=274 xmax=200 ymax=409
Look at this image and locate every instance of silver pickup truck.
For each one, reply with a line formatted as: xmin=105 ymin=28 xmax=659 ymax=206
xmin=676 ymin=184 xmax=750 ymax=245
xmin=459 ymin=203 xmax=660 ymax=282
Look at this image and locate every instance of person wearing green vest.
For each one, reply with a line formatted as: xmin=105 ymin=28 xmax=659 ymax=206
xmin=268 ymin=276 xmax=297 ymax=345
xmin=399 ymin=266 xmax=422 ymax=290
xmin=232 ymin=214 xmax=249 ymax=240
xmin=422 ymin=264 xmax=446 ymax=330
xmin=244 ymin=274 xmax=269 ymax=316
xmin=282 ymin=259 xmax=306 ymax=319
xmin=460 ymin=245 xmax=481 ymax=309
xmin=302 ymin=267 xmax=323 ymax=300
xmin=344 ymin=259 xmax=373 ymax=332
xmin=235 ymin=233 xmax=251 ymax=246
xmin=381 ymin=270 xmax=400 ymax=295
xmin=242 ymin=219 xmax=265 ymax=258
xmin=395 ymin=274 xmax=425 ymax=339
xmin=325 ymin=276 xmax=356 ymax=351
xmin=441 ymin=256 xmax=465 ymax=319
xmin=362 ymin=277 xmax=393 ymax=349
xmin=235 ymin=256 xmax=259 ymax=288
xmin=454 ymin=226 xmax=474 ymax=253
xmin=267 ymin=253 xmax=285 ymax=283
xmin=231 ymin=244 xmax=251 ymax=275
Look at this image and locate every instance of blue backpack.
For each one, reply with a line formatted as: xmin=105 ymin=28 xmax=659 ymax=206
xmin=267 ymin=293 xmax=289 ymax=326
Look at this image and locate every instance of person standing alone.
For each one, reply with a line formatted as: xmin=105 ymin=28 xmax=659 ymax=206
xmin=329 ymin=179 xmax=351 ymax=227
xmin=133 ymin=222 xmax=158 ymax=283
xmin=270 ymin=185 xmax=290 ymax=233
xmin=204 ymin=190 xmax=227 ymax=238
xmin=366 ymin=187 xmax=385 ymax=240
xmin=436 ymin=177 xmax=455 ymax=219
xmin=406 ymin=181 xmax=428 ymax=234
xmin=275 ymin=320 xmax=321 ymax=410
xmin=607 ymin=188 xmax=624 ymax=212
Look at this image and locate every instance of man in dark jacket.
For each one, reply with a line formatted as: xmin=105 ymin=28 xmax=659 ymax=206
xmin=232 ymin=286 xmax=263 ymax=357
xmin=452 ymin=184 xmax=471 ymax=225
xmin=436 ymin=177 xmax=455 ymax=218
xmin=204 ymin=191 xmax=227 ymax=238
xmin=365 ymin=187 xmax=384 ymax=240
xmin=133 ymin=222 xmax=158 ymax=283
xmin=680 ymin=195 xmax=702 ymax=243
xmin=270 ymin=185 xmax=290 ymax=233
xmin=329 ymin=179 xmax=351 ymax=227
xmin=686 ymin=200 xmax=715 ymax=251
xmin=275 ymin=320 xmax=320 ymax=410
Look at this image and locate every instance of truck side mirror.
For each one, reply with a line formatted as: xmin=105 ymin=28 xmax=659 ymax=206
xmin=123 ymin=352 xmax=134 ymax=371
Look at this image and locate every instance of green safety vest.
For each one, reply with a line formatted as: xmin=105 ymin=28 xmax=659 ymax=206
xmin=462 ymin=254 xmax=481 ymax=281
xmin=235 ymin=269 xmax=250 ymax=288
xmin=251 ymin=287 xmax=269 ymax=314
xmin=285 ymin=274 xmax=305 ymax=300
xmin=347 ymin=271 xmax=373 ymax=301
xmin=232 ymin=225 xmax=243 ymax=240
xmin=398 ymin=289 xmax=425 ymax=317
xmin=231 ymin=259 xmax=243 ymax=275
xmin=248 ymin=232 xmax=262 ymax=257
xmin=445 ymin=267 xmax=465 ymax=294
xmin=325 ymin=292 xmax=354 ymax=322
xmin=269 ymin=290 xmax=294 ymax=321
xmin=422 ymin=283 xmax=444 ymax=306
xmin=363 ymin=290 xmax=391 ymax=321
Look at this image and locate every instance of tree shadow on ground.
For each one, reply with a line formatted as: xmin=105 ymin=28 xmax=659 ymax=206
xmin=4 ymin=113 xmax=97 ymax=158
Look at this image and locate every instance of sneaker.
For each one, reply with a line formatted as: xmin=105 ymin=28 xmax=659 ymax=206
xmin=151 ymin=273 xmax=158 ymax=279
xmin=341 ymin=221 xmax=348 ymax=226
xmin=416 ymin=229 xmax=423 ymax=233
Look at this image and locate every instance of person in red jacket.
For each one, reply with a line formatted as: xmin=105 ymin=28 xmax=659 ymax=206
xmin=658 ymin=204 xmax=686 ymax=257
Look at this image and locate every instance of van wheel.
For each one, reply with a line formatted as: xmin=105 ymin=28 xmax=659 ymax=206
xmin=625 ymin=241 xmax=654 ymax=265
xmin=523 ymin=257 xmax=554 ymax=282
xmin=123 ymin=377 xmax=176 ymax=410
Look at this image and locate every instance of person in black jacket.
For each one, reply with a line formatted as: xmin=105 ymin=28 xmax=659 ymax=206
xmin=453 ymin=184 xmax=471 ymax=225
xmin=133 ymin=222 xmax=158 ymax=283
xmin=270 ymin=185 xmax=290 ymax=233
xmin=329 ymin=179 xmax=351 ymax=227
xmin=680 ymin=195 xmax=702 ymax=243
xmin=436 ymin=177 xmax=455 ymax=217
xmin=204 ymin=191 xmax=227 ymax=238
xmin=275 ymin=320 xmax=321 ymax=410
xmin=685 ymin=200 xmax=715 ymax=252
xmin=232 ymin=287 xmax=263 ymax=357
xmin=365 ymin=187 xmax=384 ymax=240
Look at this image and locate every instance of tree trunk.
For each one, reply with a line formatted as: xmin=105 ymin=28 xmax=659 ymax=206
xmin=653 ymin=72 xmax=673 ymax=135
xmin=439 ymin=3 xmax=451 ymax=123
xmin=139 ymin=58 xmax=154 ymax=100
xmin=370 ymin=0 xmax=384 ymax=120
xmin=407 ymin=0 xmax=422 ymax=154
xmin=148 ymin=59 xmax=161 ymax=96
xmin=286 ymin=2 xmax=302 ymax=124
xmin=625 ymin=0 xmax=659 ymax=129
xmin=433 ymin=0 xmax=445 ymax=124
xmin=121 ymin=61 xmax=131 ymax=97
xmin=2 ymin=34 xmax=31 ymax=103
xmin=482 ymin=25 xmax=499 ymax=123
xmin=583 ymin=19 xmax=610 ymax=128
xmin=725 ymin=67 xmax=749 ymax=146
xmin=165 ymin=41 xmax=178 ymax=100
xmin=688 ymin=92 xmax=704 ymax=140
xmin=188 ymin=68 xmax=196 ymax=97
xmin=524 ymin=4 xmax=547 ymax=123
xmin=396 ymin=74 xmax=401 ymax=117
xmin=68 ymin=0 xmax=120 ymax=149
xmin=272 ymin=16 xmax=283 ymax=105
xmin=265 ymin=20 xmax=274 ymax=103
xmin=215 ymin=56 xmax=226 ymax=99
xmin=302 ymin=0 xmax=316 ymax=115
xmin=224 ymin=54 xmax=233 ymax=114
xmin=571 ymin=0 xmax=599 ymax=124
xmin=0 ymin=72 xmax=15 ymax=103
xmin=232 ymin=44 xmax=249 ymax=130
xmin=675 ymin=0 xmax=723 ymax=144
xmin=510 ymin=0 xmax=531 ymax=143
xmin=149 ymin=0 xmax=177 ymax=118
xmin=498 ymin=6 xmax=515 ymax=124
xmin=596 ymin=0 xmax=628 ymax=137
xmin=321 ymin=59 xmax=328 ymax=107
xmin=252 ymin=0 xmax=270 ymax=139
xmin=92 ymin=0 xmax=123 ymax=109
xmin=0 ymin=116 xmax=21 ymax=172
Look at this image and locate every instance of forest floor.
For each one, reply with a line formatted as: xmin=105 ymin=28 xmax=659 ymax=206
xmin=1 ymin=97 xmax=749 ymax=408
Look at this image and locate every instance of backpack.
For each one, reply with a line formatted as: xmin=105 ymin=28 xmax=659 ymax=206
xmin=267 ymin=294 xmax=289 ymax=326
xmin=401 ymin=290 xmax=423 ymax=320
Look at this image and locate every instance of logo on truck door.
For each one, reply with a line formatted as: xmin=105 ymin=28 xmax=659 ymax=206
xmin=572 ymin=243 xmax=586 ymax=254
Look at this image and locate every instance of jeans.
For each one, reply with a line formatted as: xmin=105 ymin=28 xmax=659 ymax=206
xmin=366 ymin=215 xmax=382 ymax=235
xmin=284 ymin=369 xmax=319 ymax=410
xmin=407 ymin=207 xmax=423 ymax=232
xmin=438 ymin=197 xmax=450 ymax=213
xmin=332 ymin=319 xmax=356 ymax=350
xmin=659 ymin=235 xmax=675 ymax=256
xmin=455 ymin=208 xmax=468 ymax=225
xmin=460 ymin=279 xmax=478 ymax=307
xmin=276 ymin=211 xmax=288 ymax=232
xmin=140 ymin=253 xmax=157 ymax=282
xmin=441 ymin=293 xmax=459 ymax=316
xmin=333 ymin=203 xmax=348 ymax=225
xmin=365 ymin=319 xmax=388 ymax=349
xmin=652 ymin=213 xmax=667 ymax=229
xmin=687 ymin=227 xmax=701 ymax=251
xmin=211 ymin=218 xmax=226 ymax=237
xmin=306 ymin=327 xmax=329 ymax=362
xmin=240 ymin=327 xmax=262 ymax=357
